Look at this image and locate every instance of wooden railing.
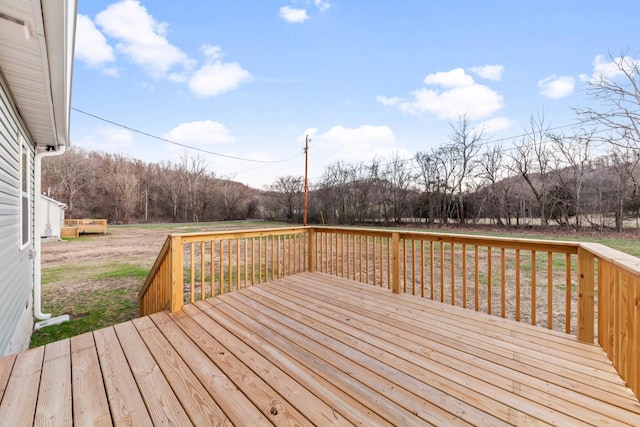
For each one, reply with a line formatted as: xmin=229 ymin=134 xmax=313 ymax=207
xmin=63 ymin=218 xmax=108 ymax=234
xmin=582 ymin=242 xmax=640 ymax=397
xmin=139 ymin=226 xmax=640 ymax=398
xmin=139 ymin=227 xmax=308 ymax=315
xmin=311 ymin=228 xmax=582 ymax=334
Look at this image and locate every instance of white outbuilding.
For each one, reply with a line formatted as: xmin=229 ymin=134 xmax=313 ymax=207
xmin=40 ymin=194 xmax=67 ymax=239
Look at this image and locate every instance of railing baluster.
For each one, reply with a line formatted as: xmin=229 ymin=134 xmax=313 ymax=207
xmin=228 ymin=239 xmax=233 ymax=292
xmin=271 ymin=236 xmax=275 ymax=280
xmin=462 ymin=244 xmax=467 ymax=308
xmin=210 ymin=240 xmax=215 ymax=297
xmin=420 ymin=240 xmax=425 ymax=298
xmin=258 ymin=237 xmax=263 ymax=283
xmin=292 ymin=234 xmax=296 ymax=274
xmin=474 ymin=245 xmax=479 ymax=311
xmin=531 ymin=249 xmax=537 ymax=326
xmin=200 ymin=241 xmax=205 ymax=300
xmin=430 ymin=241 xmax=435 ymax=300
xmin=244 ymin=239 xmax=248 ymax=288
xmin=219 ymin=240 xmax=224 ymax=294
xmin=403 ymin=238 xmax=408 ymax=293
xmin=190 ymin=242 xmax=195 ymax=303
xmin=439 ymin=242 xmax=445 ymax=303
xmin=515 ymin=249 xmax=521 ymax=322
xmin=487 ymin=246 xmax=492 ymax=315
xmin=386 ymin=237 xmax=391 ymax=289
xmin=501 ymin=248 xmax=506 ymax=318
xmin=411 ymin=239 xmax=418 ymax=295
xmin=365 ymin=236 xmax=370 ymax=284
xmin=372 ymin=236 xmax=377 ymax=286
xmin=565 ymin=253 xmax=571 ymax=334
xmin=548 ymin=251 xmax=553 ymax=329
xmin=450 ymin=243 xmax=455 ymax=306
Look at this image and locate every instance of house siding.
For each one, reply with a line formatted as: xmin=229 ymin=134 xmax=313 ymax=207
xmin=0 ymin=73 xmax=35 ymax=356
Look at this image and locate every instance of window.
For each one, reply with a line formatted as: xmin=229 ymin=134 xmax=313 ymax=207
xmin=20 ymin=137 xmax=30 ymax=249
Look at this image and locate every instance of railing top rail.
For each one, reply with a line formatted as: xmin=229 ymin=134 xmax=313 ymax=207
xmin=315 ymin=226 xmax=580 ymax=254
xmin=579 ymin=242 xmax=640 ymax=278
xmin=138 ymin=235 xmax=172 ymax=299
xmin=173 ymin=226 xmax=309 ymax=243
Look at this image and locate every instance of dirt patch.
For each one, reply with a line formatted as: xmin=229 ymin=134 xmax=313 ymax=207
xmin=40 ymin=222 xmax=283 ymax=307
xmin=42 ymin=227 xmax=168 ymax=268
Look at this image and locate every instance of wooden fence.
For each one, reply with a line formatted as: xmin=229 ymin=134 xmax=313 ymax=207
xmin=139 ymin=226 xmax=640 ymax=398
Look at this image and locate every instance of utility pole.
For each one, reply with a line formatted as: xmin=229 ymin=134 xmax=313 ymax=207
xmin=304 ymin=135 xmax=310 ymax=226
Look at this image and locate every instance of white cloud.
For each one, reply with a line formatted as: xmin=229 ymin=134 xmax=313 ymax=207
xmin=162 ymin=120 xmax=235 ymax=146
xmin=315 ymin=0 xmax=331 ymax=12
xmin=75 ymin=14 xmax=115 ymax=68
xmin=470 ymin=65 xmax=504 ymax=81
xmin=280 ymin=6 xmax=309 ymax=23
xmin=91 ymin=1 xmax=250 ymax=96
xmin=380 ymin=68 xmax=503 ymax=120
xmin=188 ymin=44 xmax=251 ymax=97
xmin=581 ymin=54 xmax=640 ymax=83
xmin=423 ymin=68 xmax=475 ymax=88
xmin=539 ymin=74 xmax=575 ymax=99
xmin=309 ymin=125 xmax=398 ymax=162
xmin=474 ymin=117 xmax=513 ymax=135
xmin=376 ymin=95 xmax=402 ymax=106
xmin=75 ymin=127 xmax=134 ymax=152
xmin=95 ymin=0 xmax=193 ymax=78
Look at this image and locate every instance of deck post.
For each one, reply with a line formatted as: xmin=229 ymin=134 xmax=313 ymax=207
xmin=307 ymin=228 xmax=316 ymax=272
xmin=577 ymin=247 xmax=595 ymax=343
xmin=170 ymin=235 xmax=184 ymax=313
xmin=391 ymin=232 xmax=400 ymax=294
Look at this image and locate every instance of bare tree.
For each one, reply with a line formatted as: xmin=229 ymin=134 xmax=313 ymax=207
xmin=41 ymin=147 xmax=92 ymax=215
xmin=448 ymin=115 xmax=483 ymax=224
xmin=509 ymin=112 xmax=553 ymax=226
xmin=351 ymin=159 xmax=380 ymax=223
xmin=180 ymin=153 xmax=208 ymax=222
xmin=269 ymin=175 xmax=303 ymax=221
xmin=105 ymin=154 xmax=140 ymax=223
xmin=476 ymin=143 xmax=507 ymax=225
xmin=414 ymin=149 xmax=441 ymax=224
xmin=381 ymin=151 xmax=414 ymax=223
xmin=604 ymin=142 xmax=640 ymax=231
xmin=548 ymin=129 xmax=595 ymax=229
xmin=434 ymin=145 xmax=458 ymax=223
xmin=575 ymin=52 xmax=640 ymax=150
xmin=321 ymin=161 xmax=356 ymax=223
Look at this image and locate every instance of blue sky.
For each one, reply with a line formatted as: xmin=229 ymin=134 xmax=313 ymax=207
xmin=71 ymin=0 xmax=640 ymax=188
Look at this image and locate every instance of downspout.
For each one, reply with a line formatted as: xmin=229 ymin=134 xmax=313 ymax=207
xmin=33 ymin=144 xmax=66 ymax=320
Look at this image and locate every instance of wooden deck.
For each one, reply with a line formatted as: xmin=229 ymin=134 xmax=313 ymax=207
xmin=1 ymin=273 xmax=639 ymax=426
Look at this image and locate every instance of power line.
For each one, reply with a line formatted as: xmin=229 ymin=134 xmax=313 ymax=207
xmin=72 ymin=107 xmax=294 ymax=164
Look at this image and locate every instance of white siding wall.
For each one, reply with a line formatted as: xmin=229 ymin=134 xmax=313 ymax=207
xmin=0 ymin=74 xmax=35 ymax=356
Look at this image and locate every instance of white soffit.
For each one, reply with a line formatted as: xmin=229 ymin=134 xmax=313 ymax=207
xmin=0 ymin=0 xmax=76 ymax=148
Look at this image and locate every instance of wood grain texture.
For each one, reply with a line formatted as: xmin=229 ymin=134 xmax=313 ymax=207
xmin=1 ymin=271 xmax=638 ymax=426
xmin=35 ymin=339 xmax=72 ymax=426
xmin=70 ymin=333 xmax=111 ymax=427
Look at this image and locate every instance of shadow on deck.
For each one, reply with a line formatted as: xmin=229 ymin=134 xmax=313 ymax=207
xmin=1 ymin=272 xmax=639 ymax=425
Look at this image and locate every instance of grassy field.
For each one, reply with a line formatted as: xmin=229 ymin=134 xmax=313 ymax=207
xmin=29 ymin=222 xmax=639 ymax=348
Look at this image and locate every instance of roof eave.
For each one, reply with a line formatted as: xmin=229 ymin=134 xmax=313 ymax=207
xmin=41 ymin=0 xmax=77 ymax=148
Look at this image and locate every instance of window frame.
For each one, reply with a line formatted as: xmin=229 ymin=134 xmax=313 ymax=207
xmin=19 ymin=136 xmax=31 ymax=250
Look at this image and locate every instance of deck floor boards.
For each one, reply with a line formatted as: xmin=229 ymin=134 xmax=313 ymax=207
xmin=1 ymin=272 xmax=639 ymax=426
